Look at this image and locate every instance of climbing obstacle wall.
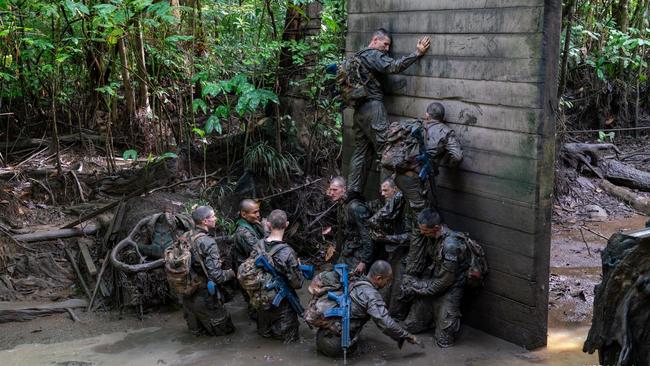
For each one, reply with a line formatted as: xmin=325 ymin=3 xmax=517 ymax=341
xmin=342 ymin=0 xmax=562 ymax=349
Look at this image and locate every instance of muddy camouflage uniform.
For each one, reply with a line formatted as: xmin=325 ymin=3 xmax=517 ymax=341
xmin=397 ymin=119 xmax=463 ymax=276
xmin=256 ymin=239 xmax=304 ymax=343
xmin=367 ymin=191 xmax=411 ymax=312
xmin=182 ymin=227 xmax=236 ymax=336
xmin=347 ymin=48 xmax=423 ymax=195
xmin=232 ymin=218 xmax=266 ymax=315
xmin=401 ymin=225 xmax=469 ymax=347
xmin=316 ymin=275 xmax=412 ymax=356
xmin=232 ymin=218 xmax=266 ymax=269
xmin=335 ymin=196 xmax=373 ymax=270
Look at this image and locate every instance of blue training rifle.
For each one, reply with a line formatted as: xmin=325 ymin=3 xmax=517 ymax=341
xmin=254 ymin=256 xmax=312 ymax=317
xmin=324 ymin=264 xmax=351 ymax=365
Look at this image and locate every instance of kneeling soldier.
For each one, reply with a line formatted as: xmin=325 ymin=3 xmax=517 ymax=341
xmin=401 ymin=208 xmax=470 ymax=347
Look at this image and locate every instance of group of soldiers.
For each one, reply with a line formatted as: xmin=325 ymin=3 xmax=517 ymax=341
xmin=171 ymin=28 xmax=482 ymax=357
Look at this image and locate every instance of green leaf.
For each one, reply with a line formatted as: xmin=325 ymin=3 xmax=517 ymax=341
xmin=192 ymin=99 xmax=208 ymax=114
xmin=214 ymin=105 xmax=229 ymax=118
xmin=205 ymin=115 xmax=222 ymax=135
xmin=65 ymin=0 xmax=90 ymax=16
xmin=159 ymin=152 xmax=178 ymax=160
xmin=122 ymin=149 xmax=138 ymax=161
xmin=202 ymin=82 xmax=223 ymax=97
xmin=192 ymin=127 xmax=206 ymax=138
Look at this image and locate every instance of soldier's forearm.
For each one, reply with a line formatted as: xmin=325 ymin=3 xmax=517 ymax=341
xmin=415 ymin=273 xmax=455 ymax=296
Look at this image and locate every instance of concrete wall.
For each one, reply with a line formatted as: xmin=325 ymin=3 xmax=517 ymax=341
xmin=342 ymin=0 xmax=561 ymax=349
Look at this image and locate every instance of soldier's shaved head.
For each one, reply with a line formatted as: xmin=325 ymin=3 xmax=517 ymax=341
xmin=368 ymin=260 xmax=393 ymax=278
xmin=382 ymin=177 xmax=396 ymax=188
xmin=330 ymin=176 xmax=346 ymax=188
xmin=426 ymin=102 xmax=445 ymax=121
xmin=239 ymin=198 xmax=258 ymax=212
xmin=268 ymin=209 xmax=288 ymax=230
xmin=373 ymin=28 xmax=391 ymax=41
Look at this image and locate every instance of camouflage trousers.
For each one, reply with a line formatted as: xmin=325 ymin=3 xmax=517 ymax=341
xmin=182 ymin=288 xmax=235 ymax=337
xmin=404 ymin=285 xmax=464 ymax=347
xmin=394 ymin=172 xmax=434 ymax=275
xmin=257 ymin=300 xmax=300 ymax=343
xmin=347 ymin=100 xmax=389 ymax=195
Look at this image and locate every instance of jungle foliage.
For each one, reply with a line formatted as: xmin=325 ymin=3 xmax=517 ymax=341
xmin=559 ymin=0 xmax=650 ymax=133
xmin=0 ymin=0 xmax=346 ymax=179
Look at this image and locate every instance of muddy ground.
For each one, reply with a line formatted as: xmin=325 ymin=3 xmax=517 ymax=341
xmin=3 ymin=211 xmax=645 ymax=365
xmin=2 ymin=140 xmax=649 ymax=365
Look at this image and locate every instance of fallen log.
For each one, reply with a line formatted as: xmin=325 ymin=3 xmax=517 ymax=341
xmin=600 ymin=180 xmax=650 ymax=215
xmin=12 ymin=223 xmax=98 ymax=243
xmin=600 ymin=159 xmax=650 ymax=191
xmin=0 ymin=299 xmax=87 ymax=323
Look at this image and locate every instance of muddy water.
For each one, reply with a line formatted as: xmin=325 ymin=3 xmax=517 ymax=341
xmin=7 ymin=214 xmax=647 ymax=365
xmin=0 ymin=302 xmax=598 ymax=366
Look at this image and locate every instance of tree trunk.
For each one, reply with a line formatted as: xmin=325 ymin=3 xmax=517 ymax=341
xmin=134 ymin=16 xmax=151 ymax=114
xmin=558 ymin=0 xmax=576 ymax=98
xmin=118 ymin=37 xmax=136 ymax=131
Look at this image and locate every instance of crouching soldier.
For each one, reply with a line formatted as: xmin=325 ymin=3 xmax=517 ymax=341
xmin=256 ymin=209 xmax=305 ymax=343
xmin=401 ymin=208 xmax=475 ymax=348
xmin=325 ymin=176 xmax=373 ymax=274
xmin=306 ymin=260 xmax=419 ymax=357
xmin=181 ymin=206 xmax=236 ymax=336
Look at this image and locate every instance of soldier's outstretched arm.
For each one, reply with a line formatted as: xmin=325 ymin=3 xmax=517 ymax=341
xmin=364 ymin=291 xmax=412 ymax=341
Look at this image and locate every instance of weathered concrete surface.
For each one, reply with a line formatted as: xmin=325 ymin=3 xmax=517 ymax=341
xmin=0 ymin=296 xmax=596 ymax=366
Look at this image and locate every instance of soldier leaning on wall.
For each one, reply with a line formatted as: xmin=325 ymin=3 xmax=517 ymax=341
xmin=346 ymin=28 xmax=431 ymax=197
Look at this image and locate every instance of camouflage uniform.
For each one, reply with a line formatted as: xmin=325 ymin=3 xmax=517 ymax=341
xmin=397 ymin=119 xmax=463 ymax=276
xmin=232 ymin=218 xmax=266 ymax=269
xmin=182 ymin=227 xmax=236 ymax=336
xmin=347 ymin=48 xmax=423 ymax=195
xmin=232 ymin=218 xmax=266 ymax=316
xmin=316 ymin=276 xmax=412 ymax=357
xmin=367 ymin=191 xmax=411 ymax=312
xmin=335 ymin=196 xmax=373 ymax=270
xmin=256 ymin=240 xmax=305 ymax=343
xmin=401 ymin=225 xmax=469 ymax=347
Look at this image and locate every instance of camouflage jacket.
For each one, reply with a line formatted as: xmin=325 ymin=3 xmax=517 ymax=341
xmin=263 ymin=239 xmax=304 ymax=290
xmin=405 ymin=225 xmax=469 ymax=296
xmin=232 ymin=218 xmax=266 ymax=269
xmin=423 ymin=119 xmax=463 ymax=169
xmin=357 ymin=48 xmax=420 ymax=101
xmin=336 ymin=196 xmax=373 ymax=265
xmin=350 ymin=277 xmax=411 ymax=341
xmin=367 ymin=191 xmax=411 ymax=249
xmin=190 ymin=227 xmax=235 ymax=285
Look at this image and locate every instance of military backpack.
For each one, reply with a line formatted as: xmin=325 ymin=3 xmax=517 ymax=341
xmin=380 ymin=119 xmax=425 ymax=173
xmin=336 ymin=51 xmax=375 ymax=107
xmin=164 ymin=231 xmax=210 ymax=296
xmin=237 ymin=240 xmax=288 ymax=310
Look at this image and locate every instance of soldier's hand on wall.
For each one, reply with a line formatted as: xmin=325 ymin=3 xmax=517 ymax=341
xmin=416 ymin=36 xmax=431 ymax=56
